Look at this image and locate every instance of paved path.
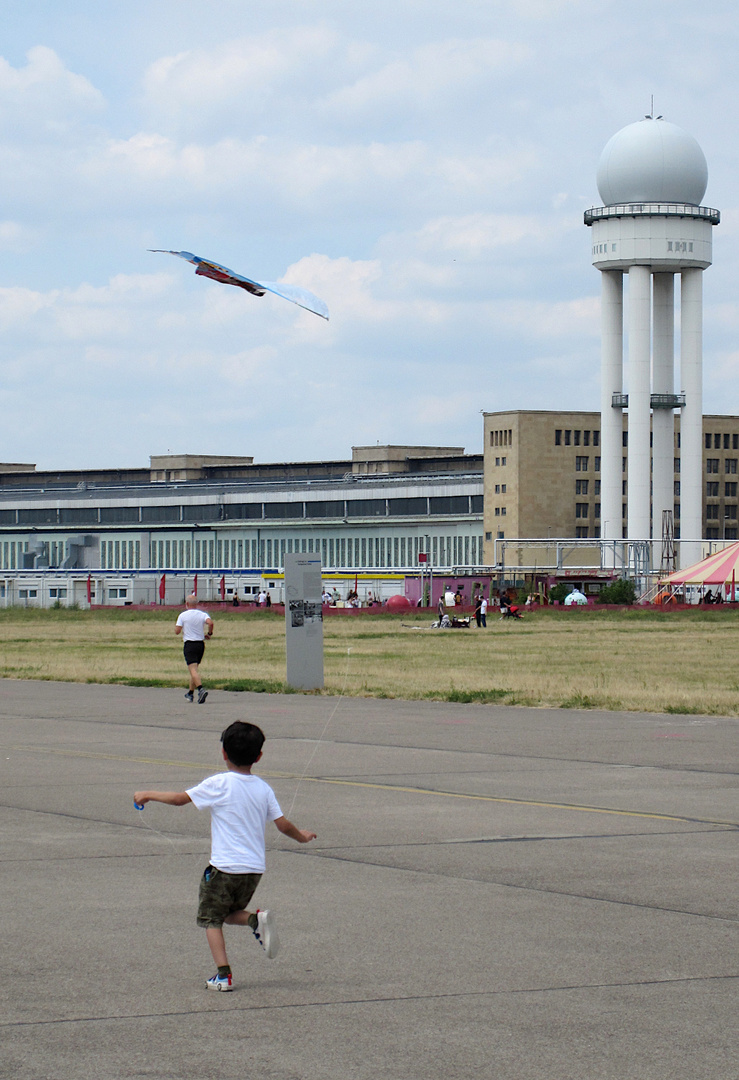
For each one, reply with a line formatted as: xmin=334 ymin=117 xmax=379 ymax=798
xmin=1 ymin=681 xmax=737 ymax=1079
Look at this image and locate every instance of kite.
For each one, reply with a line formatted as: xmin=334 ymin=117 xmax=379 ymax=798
xmin=150 ymin=249 xmax=329 ymax=320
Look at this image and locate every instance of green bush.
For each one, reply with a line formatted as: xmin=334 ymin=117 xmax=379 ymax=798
xmin=548 ymin=582 xmax=570 ymax=604
xmin=598 ymin=579 xmax=636 ymax=605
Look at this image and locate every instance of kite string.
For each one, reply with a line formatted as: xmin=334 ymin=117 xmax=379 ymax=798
xmin=284 ymin=646 xmax=352 ymax=821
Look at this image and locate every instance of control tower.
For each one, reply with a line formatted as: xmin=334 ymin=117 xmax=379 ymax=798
xmin=585 ymin=117 xmax=720 ymax=565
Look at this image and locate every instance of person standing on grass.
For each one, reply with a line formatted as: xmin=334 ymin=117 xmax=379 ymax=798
xmin=175 ymin=594 xmax=213 ymax=704
xmin=134 ymin=721 xmax=316 ymax=992
xmin=480 ymin=595 xmax=487 ymax=627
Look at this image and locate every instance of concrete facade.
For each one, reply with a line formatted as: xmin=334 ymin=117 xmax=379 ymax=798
xmin=483 ymin=409 xmax=739 ymax=563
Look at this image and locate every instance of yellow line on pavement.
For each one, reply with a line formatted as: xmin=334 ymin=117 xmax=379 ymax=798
xmin=10 ymin=745 xmax=737 ymax=828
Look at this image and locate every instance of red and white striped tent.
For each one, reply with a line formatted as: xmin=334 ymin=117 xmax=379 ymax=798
xmin=662 ymin=542 xmax=739 ymax=589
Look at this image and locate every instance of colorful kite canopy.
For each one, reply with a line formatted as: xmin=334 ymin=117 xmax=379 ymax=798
xmin=150 ymin=250 xmax=329 ymax=320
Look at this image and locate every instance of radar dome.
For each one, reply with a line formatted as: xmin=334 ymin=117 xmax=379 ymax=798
xmin=597 ymin=118 xmax=708 ymax=206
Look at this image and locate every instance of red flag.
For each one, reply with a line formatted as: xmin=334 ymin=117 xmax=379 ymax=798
xmin=86 ymin=574 xmax=92 ymax=605
xmin=219 ymin=575 xmax=226 ymax=600
xmin=159 ymin=574 xmax=166 ymax=601
xmin=193 ymin=573 xmax=198 ymax=597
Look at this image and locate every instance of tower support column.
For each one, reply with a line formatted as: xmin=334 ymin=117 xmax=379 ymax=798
xmin=681 ymin=268 xmax=703 ymax=566
xmin=600 ymin=270 xmax=623 ymax=541
xmin=652 ymin=273 xmax=675 ymax=534
xmin=627 ymin=265 xmax=652 ymax=540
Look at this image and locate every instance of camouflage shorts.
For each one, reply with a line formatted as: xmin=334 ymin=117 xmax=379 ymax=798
xmin=196 ymin=865 xmax=262 ymax=928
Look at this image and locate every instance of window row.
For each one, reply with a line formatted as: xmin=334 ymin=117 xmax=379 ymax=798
xmin=143 ymin=534 xmax=486 ymax=572
xmin=706 ymin=459 xmax=738 ymax=474
xmin=555 ymin=429 xmax=600 ymax=447
xmin=575 ymin=480 xmax=601 ymax=495
xmin=706 ymin=482 xmax=738 ymax=497
xmin=706 ymin=505 xmax=738 ymax=520
xmin=707 ymin=528 xmax=738 ymax=540
xmin=0 ymin=494 xmax=484 ymax=528
xmin=490 ymin=428 xmax=513 ymax=448
xmin=705 ymin=433 xmax=739 ymax=450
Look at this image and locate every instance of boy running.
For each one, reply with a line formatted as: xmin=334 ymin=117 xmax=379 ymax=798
xmin=134 ymin=721 xmax=316 ymax=991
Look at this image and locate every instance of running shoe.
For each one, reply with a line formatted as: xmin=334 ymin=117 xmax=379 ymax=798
xmin=184 ymin=690 xmax=194 ymax=702
xmin=254 ymin=909 xmax=280 ymax=958
xmin=197 ymin=687 xmax=208 ymax=704
xmin=205 ymin=972 xmax=233 ymax=992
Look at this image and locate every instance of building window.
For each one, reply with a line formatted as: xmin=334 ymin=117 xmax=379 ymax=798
xmin=594 ymin=456 xmax=600 ymax=472
xmin=495 ymin=457 xmax=500 ymax=466
xmin=594 ymin=503 xmax=600 ymax=518
xmin=726 ymin=459 xmax=738 ymax=474
xmin=675 ymin=482 xmax=681 ymax=497
xmin=574 ymin=430 xmax=580 ymax=446
xmin=495 ymin=508 xmax=500 ymax=516
xmin=501 ymin=484 xmax=506 ymax=493
xmin=501 ymin=457 xmax=506 ymax=466
xmin=707 ymin=459 xmax=719 ymax=474
xmin=575 ymin=456 xmax=589 ymax=472
xmin=724 ymin=434 xmax=731 ymax=449
xmin=622 ymin=431 xmax=628 ymax=447
xmin=555 ymin=430 xmax=562 ymax=446
xmin=734 ymin=434 xmax=739 ymax=450
xmin=726 ymin=483 xmax=737 ymax=498
xmin=674 ymin=458 xmax=681 ymax=473
xmin=714 ymin=433 xmax=722 ymax=449
xmin=622 ymin=480 xmax=627 ymax=495
xmin=705 ymin=433 xmax=712 ymax=449
xmin=485 ymin=531 xmax=492 ymax=541
xmin=575 ymin=503 xmax=589 ymax=518
xmin=576 ymin=480 xmax=589 ymax=494
xmin=575 ymin=526 xmax=589 ymax=538
xmin=622 ymin=457 xmax=627 ymax=473
xmin=583 ymin=431 xmax=590 ymax=446
xmin=726 ymin=528 xmax=738 ymax=540
xmin=501 ymin=507 xmax=506 ymax=516
xmin=706 ymin=527 xmax=719 ymax=539
xmin=495 ymin=484 xmax=500 ymax=494
xmin=706 ymin=505 xmax=720 ymax=519
xmin=726 ymin=505 xmax=738 ymax=520
xmin=593 ymin=431 xmax=600 ymax=447
xmin=564 ymin=430 xmax=571 ymax=446
xmin=707 ymin=482 xmax=719 ymax=497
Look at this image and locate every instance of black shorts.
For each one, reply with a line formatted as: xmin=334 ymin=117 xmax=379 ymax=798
xmin=183 ymin=640 xmax=205 ymax=666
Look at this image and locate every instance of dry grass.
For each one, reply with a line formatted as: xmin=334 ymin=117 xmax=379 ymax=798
xmin=1 ymin=606 xmax=739 ymax=715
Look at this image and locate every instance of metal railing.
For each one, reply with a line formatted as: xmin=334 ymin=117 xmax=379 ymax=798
xmin=585 ymin=203 xmax=720 ymax=225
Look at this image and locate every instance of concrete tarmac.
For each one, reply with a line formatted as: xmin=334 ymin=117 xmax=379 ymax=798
xmin=1 ymin=680 xmax=737 ymax=1079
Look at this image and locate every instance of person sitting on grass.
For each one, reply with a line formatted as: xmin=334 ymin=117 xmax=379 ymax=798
xmin=134 ymin=721 xmax=316 ymax=992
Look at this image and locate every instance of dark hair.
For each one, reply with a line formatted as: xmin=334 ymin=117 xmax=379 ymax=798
xmin=221 ymin=722 xmax=265 ymax=766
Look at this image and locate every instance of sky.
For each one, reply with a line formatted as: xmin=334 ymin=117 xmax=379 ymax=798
xmin=1 ymin=0 xmax=739 ymax=469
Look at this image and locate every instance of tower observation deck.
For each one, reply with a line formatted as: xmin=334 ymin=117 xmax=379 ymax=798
xmin=585 ymin=117 xmax=720 ymax=565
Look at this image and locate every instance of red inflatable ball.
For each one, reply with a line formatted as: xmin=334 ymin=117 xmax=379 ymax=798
xmin=386 ymin=594 xmax=412 ymax=613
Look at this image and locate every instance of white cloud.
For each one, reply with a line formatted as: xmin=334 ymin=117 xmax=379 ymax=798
xmin=0 ymin=46 xmax=104 ymax=135
xmin=323 ymin=37 xmax=531 ymax=118
xmin=141 ymin=27 xmax=341 ymax=133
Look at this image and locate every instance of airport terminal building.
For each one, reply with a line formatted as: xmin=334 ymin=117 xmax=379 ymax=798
xmin=3 ymin=412 xmax=739 ymax=606
xmin=0 ymin=445 xmax=485 ymax=605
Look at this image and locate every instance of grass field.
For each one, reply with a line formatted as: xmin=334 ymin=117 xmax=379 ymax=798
xmin=1 ymin=604 xmax=739 ymax=715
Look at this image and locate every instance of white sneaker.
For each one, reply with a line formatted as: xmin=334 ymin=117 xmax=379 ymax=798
xmin=254 ymin=909 xmax=280 ymax=959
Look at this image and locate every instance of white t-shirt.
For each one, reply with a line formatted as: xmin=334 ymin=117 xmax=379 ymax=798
xmin=176 ymin=608 xmax=211 ymax=641
xmin=186 ymin=771 xmax=282 ymax=873
xmin=480 ymin=598 xmax=488 ymax=615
